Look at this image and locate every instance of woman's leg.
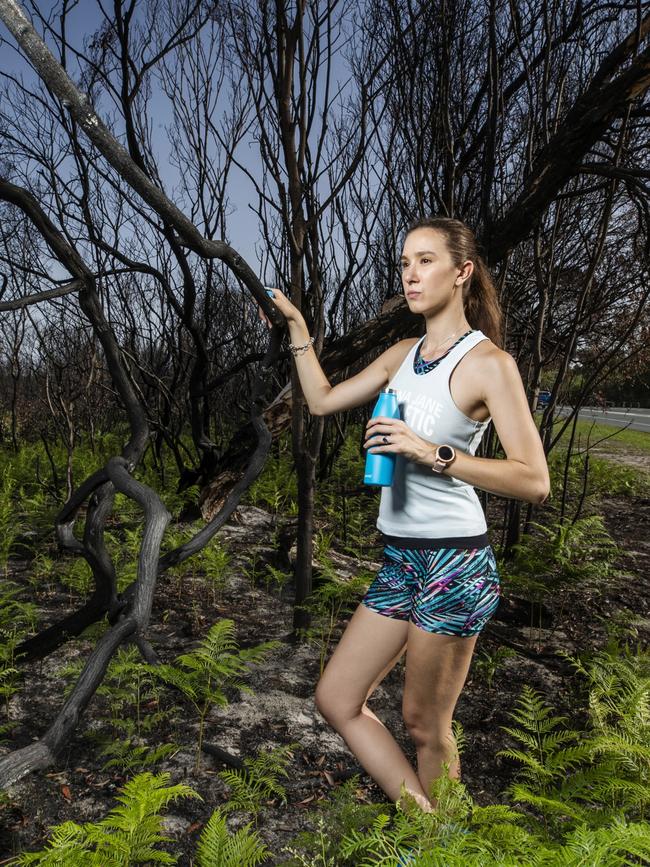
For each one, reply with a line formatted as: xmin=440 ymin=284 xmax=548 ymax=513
xmin=314 ymin=603 xmax=431 ymax=808
xmin=402 ymin=624 xmax=478 ymax=804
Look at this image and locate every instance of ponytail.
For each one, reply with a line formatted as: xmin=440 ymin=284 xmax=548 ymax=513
xmin=406 ymin=217 xmax=504 ymax=348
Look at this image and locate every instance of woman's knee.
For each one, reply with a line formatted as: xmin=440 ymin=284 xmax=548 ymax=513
xmin=314 ymin=678 xmax=362 ymax=727
xmin=402 ymin=703 xmax=454 ymax=750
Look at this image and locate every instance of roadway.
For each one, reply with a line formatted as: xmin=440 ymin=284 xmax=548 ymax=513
xmin=551 ymin=406 xmax=650 ymax=434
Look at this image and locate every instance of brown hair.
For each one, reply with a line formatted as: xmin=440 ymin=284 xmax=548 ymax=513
xmin=406 ymin=217 xmax=503 ymax=348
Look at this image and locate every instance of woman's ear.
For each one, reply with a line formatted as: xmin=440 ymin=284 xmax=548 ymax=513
xmin=459 ymin=260 xmax=474 ymax=283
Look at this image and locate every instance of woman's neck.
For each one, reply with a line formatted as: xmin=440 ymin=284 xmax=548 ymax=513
xmin=421 ymin=317 xmax=472 ymax=359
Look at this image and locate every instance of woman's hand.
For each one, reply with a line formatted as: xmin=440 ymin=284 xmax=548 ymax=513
xmin=258 ymin=286 xmax=303 ymax=328
xmin=364 ymin=417 xmax=436 ymax=465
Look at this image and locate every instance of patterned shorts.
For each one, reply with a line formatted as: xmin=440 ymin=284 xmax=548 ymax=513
xmin=361 ymin=534 xmax=501 ymax=638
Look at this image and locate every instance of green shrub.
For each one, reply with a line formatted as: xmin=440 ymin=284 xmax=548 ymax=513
xmin=279 ymin=775 xmax=401 ymax=867
xmin=197 ymin=539 xmax=230 ymax=603
xmin=59 ymin=557 xmax=94 ymax=599
xmin=547 ymin=449 xmax=650 ymax=503
xmin=472 ymin=645 xmax=519 ymax=689
xmin=500 ymin=642 xmax=650 ymax=833
xmin=99 ymin=739 xmax=180 ymax=775
xmin=281 ymin=641 xmax=650 ymax=865
xmin=58 ymin=644 xmax=178 ymax=772
xmin=587 ymin=456 xmax=650 ymax=497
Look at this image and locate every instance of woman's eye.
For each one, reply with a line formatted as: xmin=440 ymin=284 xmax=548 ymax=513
xmin=421 ymin=258 xmax=431 ymax=264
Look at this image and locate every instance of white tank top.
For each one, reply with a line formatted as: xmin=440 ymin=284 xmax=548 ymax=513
xmin=377 ymin=329 xmax=491 ymax=539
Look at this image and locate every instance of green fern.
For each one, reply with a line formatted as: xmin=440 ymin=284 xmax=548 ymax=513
xmin=472 ymin=646 xmax=519 ymax=688
xmin=280 ymin=815 xmax=340 ymax=866
xmin=299 ymin=567 xmax=375 ymax=676
xmin=218 ymin=743 xmax=298 ymax=820
xmin=0 ymin=469 xmax=25 ymax=569
xmin=500 ymin=644 xmax=650 ymax=833
xmin=99 ymin=738 xmax=179 ymax=774
xmin=198 ymin=540 xmax=230 ymax=604
xmin=13 ymin=821 xmax=93 ymax=865
xmin=499 ymin=686 xmax=588 ymax=785
xmin=195 ymin=807 xmax=269 ymax=866
xmin=59 ymin=558 xmax=94 ymax=599
xmin=94 ymin=645 xmax=172 ymax=739
xmin=28 ymin=551 xmax=57 ymax=590
xmin=11 ymin=772 xmax=199 ymax=865
xmin=500 ymin=515 xmax=624 ymax=606
xmin=278 ymin=774 xmax=388 ymax=867
xmin=245 ymin=449 xmax=297 ymax=514
xmin=147 ymin=619 xmax=280 ymax=770
xmin=0 ymin=580 xmax=38 ymax=735
xmin=56 ymin=644 xmax=177 ymax=769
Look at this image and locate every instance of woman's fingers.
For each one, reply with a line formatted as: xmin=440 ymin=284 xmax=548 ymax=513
xmin=365 ymin=417 xmax=399 ymax=434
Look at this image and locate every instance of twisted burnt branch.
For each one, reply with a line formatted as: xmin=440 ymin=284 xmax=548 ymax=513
xmin=0 ymin=456 xmax=170 ymax=786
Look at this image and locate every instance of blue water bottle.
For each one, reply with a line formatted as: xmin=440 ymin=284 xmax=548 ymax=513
xmin=364 ymin=388 xmax=400 ymax=486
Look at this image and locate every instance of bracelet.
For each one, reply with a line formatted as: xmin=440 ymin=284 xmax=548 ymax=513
xmin=289 ymin=336 xmax=315 ymax=356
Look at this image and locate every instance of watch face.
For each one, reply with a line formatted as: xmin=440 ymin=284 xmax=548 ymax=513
xmin=438 ymin=445 xmax=454 ymax=461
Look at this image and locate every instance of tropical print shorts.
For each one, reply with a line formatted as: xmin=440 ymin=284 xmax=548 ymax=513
xmin=361 ymin=535 xmax=501 ymax=638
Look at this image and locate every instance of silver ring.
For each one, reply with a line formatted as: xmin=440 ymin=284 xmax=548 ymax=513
xmin=382 ymin=436 xmax=389 ymax=445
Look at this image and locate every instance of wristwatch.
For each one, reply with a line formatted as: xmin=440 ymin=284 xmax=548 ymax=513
xmin=431 ymin=444 xmax=456 ymax=474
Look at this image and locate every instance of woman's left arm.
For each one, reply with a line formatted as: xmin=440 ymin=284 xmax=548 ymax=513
xmin=436 ymin=350 xmax=551 ymax=504
xmin=365 ymin=350 xmax=551 ymax=505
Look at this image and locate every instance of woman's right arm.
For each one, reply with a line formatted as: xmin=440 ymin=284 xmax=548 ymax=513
xmin=262 ymin=288 xmax=413 ymax=417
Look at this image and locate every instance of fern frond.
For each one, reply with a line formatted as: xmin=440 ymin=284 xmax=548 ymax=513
xmin=146 ymin=662 xmax=198 ymax=700
xmin=590 ymin=732 xmax=650 ymax=763
xmin=497 ymin=747 xmax=551 ymax=781
xmin=469 ymin=804 xmax=524 ymax=826
xmin=100 ymin=739 xmax=179 ymax=773
xmin=106 ymin=772 xmax=199 ymax=823
xmin=499 ymin=727 xmax=542 ymax=753
xmin=218 ymin=743 xmax=296 ymax=816
xmin=558 ymin=760 xmax=620 ymax=803
xmin=542 ymin=744 xmax=596 ymax=774
xmin=13 ymin=821 xmax=92 ymax=865
xmin=590 ymin=775 xmax=650 ymax=807
xmin=75 ymin=772 xmax=201 ymax=864
xmin=195 ymin=808 xmax=269 ymax=867
xmin=507 ymin=784 xmax=588 ymax=822
xmin=451 ymin=719 xmax=466 ymax=756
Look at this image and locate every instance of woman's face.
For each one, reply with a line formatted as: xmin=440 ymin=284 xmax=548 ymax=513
xmin=399 ymin=228 xmax=471 ymax=313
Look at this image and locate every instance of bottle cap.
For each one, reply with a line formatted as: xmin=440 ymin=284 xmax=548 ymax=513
xmin=382 ymin=388 xmax=397 ymax=395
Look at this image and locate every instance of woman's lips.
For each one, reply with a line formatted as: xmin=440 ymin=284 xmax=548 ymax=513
xmin=406 ymin=292 xmax=421 ymax=298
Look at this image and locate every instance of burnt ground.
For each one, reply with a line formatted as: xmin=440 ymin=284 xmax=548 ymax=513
xmin=1 ymin=475 xmax=649 ymax=864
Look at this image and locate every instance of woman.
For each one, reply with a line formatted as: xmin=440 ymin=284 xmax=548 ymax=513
xmin=262 ymin=217 xmax=550 ymax=813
